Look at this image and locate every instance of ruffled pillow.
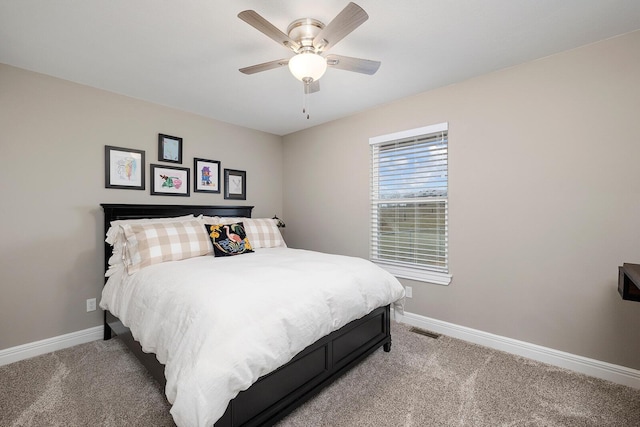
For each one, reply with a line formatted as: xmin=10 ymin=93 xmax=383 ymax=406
xmin=104 ymin=214 xmax=195 ymax=276
xmin=121 ymin=219 xmax=211 ymax=274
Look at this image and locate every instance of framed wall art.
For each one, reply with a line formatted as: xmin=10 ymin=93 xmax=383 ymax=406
xmin=194 ymin=158 xmax=221 ymax=193
xmin=104 ymin=145 xmax=145 ymax=190
xmin=224 ymin=169 xmax=246 ymax=200
xmin=150 ymin=164 xmax=190 ymax=196
xmin=158 ymin=133 xmax=182 ymax=163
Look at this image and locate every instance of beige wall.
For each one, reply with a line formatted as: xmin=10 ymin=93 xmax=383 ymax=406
xmin=0 ymin=64 xmax=283 ymax=349
xmin=283 ymin=30 xmax=640 ymax=370
xmin=3 ymin=30 xmax=640 ymax=371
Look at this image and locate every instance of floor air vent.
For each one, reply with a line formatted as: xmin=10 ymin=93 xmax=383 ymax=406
xmin=409 ymin=327 xmax=440 ymax=339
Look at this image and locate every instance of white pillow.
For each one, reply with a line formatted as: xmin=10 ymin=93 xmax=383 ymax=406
xmin=213 ymin=217 xmax=247 ymax=225
xmin=197 ymin=215 xmax=222 ymax=225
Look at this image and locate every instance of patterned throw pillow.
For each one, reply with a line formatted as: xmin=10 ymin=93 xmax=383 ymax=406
xmin=242 ymin=218 xmax=287 ymax=248
xmin=121 ymin=219 xmax=211 ymax=274
xmin=105 ymin=215 xmax=195 ymax=275
xmin=205 ymin=223 xmax=254 ymax=257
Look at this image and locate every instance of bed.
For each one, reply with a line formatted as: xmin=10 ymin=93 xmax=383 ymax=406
xmin=100 ymin=203 xmax=404 ymax=427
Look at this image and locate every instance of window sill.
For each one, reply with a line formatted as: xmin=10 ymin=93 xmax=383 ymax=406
xmin=374 ymin=262 xmax=452 ymax=285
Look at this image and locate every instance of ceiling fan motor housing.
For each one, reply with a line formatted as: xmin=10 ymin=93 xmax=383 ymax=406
xmin=287 ymin=18 xmax=325 ymax=52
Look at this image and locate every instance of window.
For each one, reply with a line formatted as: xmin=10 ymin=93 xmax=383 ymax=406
xmin=369 ymin=123 xmax=451 ymax=285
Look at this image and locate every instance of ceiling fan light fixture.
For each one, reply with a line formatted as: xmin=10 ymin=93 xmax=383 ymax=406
xmin=288 ymin=52 xmax=327 ymax=82
xmin=238 ymin=3 xmax=378 ymax=119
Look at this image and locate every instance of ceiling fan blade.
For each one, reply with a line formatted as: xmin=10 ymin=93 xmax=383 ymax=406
xmin=326 ymin=54 xmax=380 ymax=75
xmin=313 ymin=2 xmax=368 ymax=52
xmin=239 ymin=58 xmax=289 ymax=75
xmin=304 ymin=80 xmax=320 ymax=94
xmin=238 ymin=10 xmax=300 ymax=52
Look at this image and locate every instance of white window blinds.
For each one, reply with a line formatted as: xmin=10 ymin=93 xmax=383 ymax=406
xmin=370 ymin=123 xmax=451 ymax=285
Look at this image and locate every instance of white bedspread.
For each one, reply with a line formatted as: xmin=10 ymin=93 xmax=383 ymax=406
xmin=100 ymin=247 xmax=404 ymax=427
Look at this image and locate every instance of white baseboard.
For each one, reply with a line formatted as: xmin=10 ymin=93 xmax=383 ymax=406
xmin=0 ymin=326 xmax=103 ymax=367
xmin=396 ymin=310 xmax=640 ymax=390
xmin=3 ymin=313 xmax=640 ymax=390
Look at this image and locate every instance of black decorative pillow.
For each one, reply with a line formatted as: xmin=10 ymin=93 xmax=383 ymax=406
xmin=205 ymin=223 xmax=254 ymax=257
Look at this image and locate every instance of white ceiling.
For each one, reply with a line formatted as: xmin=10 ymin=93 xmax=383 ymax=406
xmin=2 ymin=1 xmax=640 ymax=136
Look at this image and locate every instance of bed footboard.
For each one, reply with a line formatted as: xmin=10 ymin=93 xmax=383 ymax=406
xmin=105 ymin=305 xmax=391 ymax=427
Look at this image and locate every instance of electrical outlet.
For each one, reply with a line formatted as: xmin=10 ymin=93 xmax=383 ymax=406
xmin=405 ymin=286 xmax=412 ymax=298
xmin=86 ymin=298 xmax=97 ymax=312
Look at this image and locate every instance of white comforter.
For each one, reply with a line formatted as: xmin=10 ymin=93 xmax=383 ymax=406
xmin=100 ymin=247 xmax=404 ymax=427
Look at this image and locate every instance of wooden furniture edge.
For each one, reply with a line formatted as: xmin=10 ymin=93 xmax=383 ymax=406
xmin=619 ymin=263 xmax=640 ymax=302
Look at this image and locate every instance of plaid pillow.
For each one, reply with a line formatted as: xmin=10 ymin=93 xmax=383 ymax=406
xmin=121 ymin=219 xmax=211 ymax=274
xmin=105 ymin=214 xmax=195 ymax=274
xmin=242 ymin=218 xmax=287 ymax=248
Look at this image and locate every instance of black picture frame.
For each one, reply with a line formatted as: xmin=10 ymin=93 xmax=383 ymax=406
xmin=104 ymin=145 xmax=145 ymax=190
xmin=150 ymin=164 xmax=190 ymax=197
xmin=224 ymin=169 xmax=246 ymax=200
xmin=158 ymin=133 xmax=182 ymax=164
xmin=193 ymin=158 xmax=221 ymax=193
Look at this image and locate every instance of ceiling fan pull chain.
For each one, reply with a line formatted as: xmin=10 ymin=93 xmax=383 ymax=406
xmin=302 ymin=82 xmax=306 ymax=115
xmin=302 ymin=81 xmax=310 ymax=119
xmin=306 ymin=91 xmax=310 ymax=120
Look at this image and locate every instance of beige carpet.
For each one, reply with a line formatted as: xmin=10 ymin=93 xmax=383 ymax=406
xmin=1 ymin=322 xmax=639 ymax=426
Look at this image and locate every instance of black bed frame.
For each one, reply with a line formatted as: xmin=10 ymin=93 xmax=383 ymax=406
xmin=101 ymin=204 xmax=392 ymax=427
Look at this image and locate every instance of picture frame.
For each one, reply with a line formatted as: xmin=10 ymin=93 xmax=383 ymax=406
xmin=150 ymin=164 xmax=190 ymax=197
xmin=224 ymin=169 xmax=246 ymax=200
xmin=104 ymin=145 xmax=145 ymax=190
xmin=158 ymin=133 xmax=182 ymax=163
xmin=193 ymin=158 xmax=221 ymax=193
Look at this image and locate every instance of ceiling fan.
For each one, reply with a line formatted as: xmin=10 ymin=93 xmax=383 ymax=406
xmin=238 ymin=2 xmax=380 ymax=118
